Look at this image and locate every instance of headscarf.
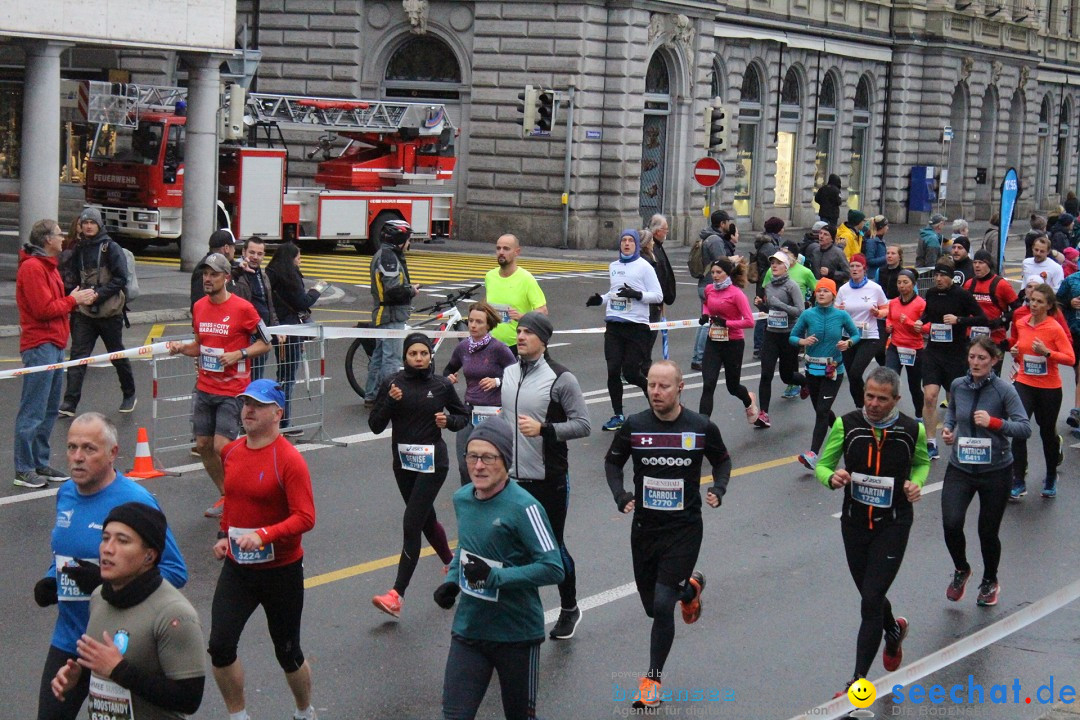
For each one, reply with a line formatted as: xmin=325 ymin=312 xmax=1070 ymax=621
xmin=618 ymin=229 xmax=641 ymax=263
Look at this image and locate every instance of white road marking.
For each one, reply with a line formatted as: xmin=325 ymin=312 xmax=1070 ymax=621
xmin=544 ymin=582 xmax=638 ymax=625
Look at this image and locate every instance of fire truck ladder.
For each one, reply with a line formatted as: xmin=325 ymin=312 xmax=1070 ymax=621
xmin=79 ymin=81 xmax=188 ymax=128
xmin=244 ymin=92 xmax=452 ymax=136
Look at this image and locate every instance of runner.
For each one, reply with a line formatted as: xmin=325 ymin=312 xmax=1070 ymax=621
xmin=697 ymin=258 xmax=759 ymax=424
xmin=789 ymin=278 xmax=861 ymax=469
xmin=770 ymin=241 xmax=815 ymax=400
xmin=915 ymin=262 xmax=987 ymax=461
xmin=587 ymin=229 xmax=663 ymax=431
xmin=964 ymin=250 xmax=1020 ymax=377
xmin=51 ymin=502 xmax=205 ymax=719
xmin=501 ymin=312 xmax=592 ymax=639
xmin=484 ymin=233 xmax=548 ymax=350
xmin=836 ymin=254 xmax=888 ymax=408
xmin=167 ymin=253 xmax=272 ymax=518
xmin=433 ymin=416 xmax=564 ymax=720
xmin=443 ymin=302 xmax=517 ymax=485
xmin=878 ymin=245 xmax=905 ymax=300
xmin=816 ymin=367 xmax=930 ymax=695
xmin=883 ymin=269 xmax=926 ymax=421
xmin=1056 ymin=265 xmax=1080 ymax=434
xmin=604 ymin=361 xmax=731 ymax=709
xmin=1007 ymin=282 xmax=1074 ymax=499
xmin=941 ymin=338 xmax=1031 ymax=606
xmin=754 ymin=251 xmax=807 ymax=427
xmin=34 ymin=413 xmax=187 ymax=720
xmin=1021 ymin=236 xmax=1064 ymax=292
xmin=366 ymin=219 xmax=419 ymax=406
xmin=369 ymin=333 xmax=469 ymax=615
xmin=208 ymin=379 xmax=318 ymax=720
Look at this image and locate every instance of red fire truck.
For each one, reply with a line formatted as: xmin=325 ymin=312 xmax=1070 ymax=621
xmin=80 ymin=81 xmax=457 ymax=253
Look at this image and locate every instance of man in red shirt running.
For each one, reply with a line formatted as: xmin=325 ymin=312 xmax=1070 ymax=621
xmin=964 ymin=250 xmax=1021 ymax=374
xmin=167 ymin=253 xmax=271 ymax=518
xmin=207 ymin=378 xmax=318 ymax=720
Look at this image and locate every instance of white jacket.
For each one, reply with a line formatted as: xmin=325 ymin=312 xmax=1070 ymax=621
xmin=602 ymin=257 xmax=663 ymax=325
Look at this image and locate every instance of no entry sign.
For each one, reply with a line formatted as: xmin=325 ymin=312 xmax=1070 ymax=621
xmin=694 ymin=157 xmax=724 ymax=187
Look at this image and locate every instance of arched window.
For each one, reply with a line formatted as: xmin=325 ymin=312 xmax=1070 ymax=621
xmin=710 ymin=61 xmax=724 ymax=100
xmin=775 ymin=69 xmax=802 ymax=207
xmin=1036 ymin=95 xmax=1052 ymax=205
xmin=781 ymin=69 xmax=801 ymax=108
xmin=855 ymin=77 xmax=871 ymax=112
xmin=850 ymin=75 xmax=874 ymax=212
xmin=645 ymin=53 xmax=671 ymax=95
xmin=1057 ymin=98 xmax=1073 ymax=194
xmin=740 ymin=68 xmax=761 ymax=105
xmin=815 ymin=73 xmax=839 ymax=193
xmin=384 ymin=35 xmax=462 ymax=100
xmin=735 ymin=65 xmax=764 ymax=218
xmin=640 ymin=51 xmax=672 ymax=223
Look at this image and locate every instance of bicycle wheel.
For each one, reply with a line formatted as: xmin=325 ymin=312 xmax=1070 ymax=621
xmin=344 ymin=337 xmax=375 ymax=398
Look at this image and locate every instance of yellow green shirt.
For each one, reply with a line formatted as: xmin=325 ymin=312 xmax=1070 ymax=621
xmin=485 ymin=267 xmax=547 ymax=345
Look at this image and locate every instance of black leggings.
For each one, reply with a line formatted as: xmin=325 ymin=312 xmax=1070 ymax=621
xmin=805 ymin=374 xmax=843 ymax=453
xmin=208 ymin=558 xmax=306 ymax=671
xmin=758 ymin=331 xmax=805 ymax=413
xmin=884 ymin=346 xmax=925 ymax=416
xmin=394 ymin=467 xmax=454 ymax=595
xmin=941 ymin=464 xmax=1012 ymax=582
xmin=37 ymin=645 xmax=88 ymax=720
xmin=442 ymin=634 xmax=541 ymax=720
xmin=518 ymin=476 xmax=576 ymax=609
xmin=644 ymin=581 xmax=697 ymax=680
xmin=843 ymin=338 xmax=884 ymax=408
xmin=841 ymin=520 xmax=910 ymax=679
xmin=604 ymin=322 xmax=652 ymax=416
xmin=1011 ymin=382 xmax=1062 ymax=483
xmin=699 ymin=338 xmax=751 ymax=418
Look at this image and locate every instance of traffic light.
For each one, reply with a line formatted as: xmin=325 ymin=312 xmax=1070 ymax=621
xmin=708 ymin=102 xmax=729 ymax=153
xmin=702 ymin=105 xmax=713 ymax=150
xmin=537 ymin=90 xmax=556 ymax=133
xmin=517 ymin=84 xmax=539 ymax=137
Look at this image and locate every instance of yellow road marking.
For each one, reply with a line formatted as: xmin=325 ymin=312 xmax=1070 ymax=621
xmin=144 ymin=323 xmax=166 ymax=345
xmin=302 ymin=455 xmax=797 ymax=590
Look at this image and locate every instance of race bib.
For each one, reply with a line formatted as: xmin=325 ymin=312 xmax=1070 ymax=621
xmin=969 ymin=326 xmax=991 ymax=340
xmin=490 ymin=304 xmax=513 ymax=324
xmin=897 ymin=347 xmax=917 ymax=367
xmin=806 ymin=355 xmax=831 ymax=373
xmin=609 ymin=297 xmax=631 ymax=312
xmin=1023 ymin=354 xmax=1048 ymax=376
xmin=398 ymin=443 xmax=435 ymax=473
xmin=850 ymin=472 xmax=897 ymax=508
xmin=199 ymin=345 xmax=225 ymax=372
xmin=88 ymin=674 xmax=135 ymax=720
xmin=229 ymin=527 xmax=275 ymax=565
xmin=55 ymin=555 xmax=91 ymax=602
xmin=471 ymin=405 xmax=501 ymax=427
xmin=768 ymin=309 xmax=789 ymax=329
xmin=708 ymin=324 xmax=729 ymax=342
xmin=957 ymin=437 xmax=992 ymax=465
xmin=930 ymin=323 xmax=953 ymax=343
xmin=458 ymin=550 xmax=503 ymax=602
xmin=642 ymin=476 xmax=684 ymax=511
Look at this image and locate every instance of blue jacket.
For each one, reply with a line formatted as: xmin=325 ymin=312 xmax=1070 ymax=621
xmin=863 ymin=235 xmax=888 ymax=282
xmin=789 ymin=305 xmax=861 ymax=375
xmin=1056 ymin=274 xmax=1080 ymax=334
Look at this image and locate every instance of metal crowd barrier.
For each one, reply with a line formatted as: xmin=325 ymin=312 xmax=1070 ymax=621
xmin=915 ymin=266 xmax=934 ymax=294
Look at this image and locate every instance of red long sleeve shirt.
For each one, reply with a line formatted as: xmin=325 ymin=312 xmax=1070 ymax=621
xmin=220 ymin=435 xmax=316 ymax=567
xmin=16 ymin=248 xmax=77 ymax=352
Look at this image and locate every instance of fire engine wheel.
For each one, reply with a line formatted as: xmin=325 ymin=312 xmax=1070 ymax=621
xmin=344 ymin=337 xmax=376 ymax=398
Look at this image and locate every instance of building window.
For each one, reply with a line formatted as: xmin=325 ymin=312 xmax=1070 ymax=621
xmin=850 ymin=75 xmax=873 ymax=212
xmin=1057 ymin=100 xmax=1072 ymax=195
xmin=775 ymin=69 xmax=802 ymax=208
xmin=640 ymin=51 xmax=672 ymax=223
xmin=384 ymin=36 xmax=462 ymax=100
xmin=0 ymin=82 xmax=22 ymax=179
xmin=815 ymin=73 xmax=838 ymax=196
xmin=1037 ymin=95 xmax=1052 ymax=206
xmin=735 ymin=66 xmax=763 ymax=218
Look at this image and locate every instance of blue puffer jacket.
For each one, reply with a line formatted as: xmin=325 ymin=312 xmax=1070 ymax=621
xmin=863 ymin=235 xmax=887 ymax=282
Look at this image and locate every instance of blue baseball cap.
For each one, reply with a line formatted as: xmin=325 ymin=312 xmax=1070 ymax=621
xmin=239 ymin=379 xmax=286 ymax=409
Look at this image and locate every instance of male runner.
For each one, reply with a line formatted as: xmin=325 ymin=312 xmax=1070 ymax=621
xmin=965 ymin=250 xmax=1021 ymax=374
xmin=816 ymin=367 xmax=930 ymax=695
xmin=168 ymin=253 xmax=272 ymax=518
xmin=485 ymin=233 xmax=548 ymax=349
xmin=208 ymin=379 xmax=318 ymax=720
xmin=604 ymin=360 xmax=731 ymax=709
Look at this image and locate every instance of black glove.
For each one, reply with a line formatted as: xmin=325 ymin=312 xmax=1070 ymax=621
xmin=586 ymin=294 xmax=603 ymax=307
xmin=433 ymin=581 xmax=460 ymax=609
xmin=34 ymin=576 xmax=58 ymax=607
xmin=462 ymin=553 xmax=492 ymax=585
xmin=707 ymin=487 xmax=723 ymax=508
xmin=698 ymin=314 xmax=709 ymax=326
xmin=61 ymin=559 xmax=102 ymax=595
xmin=710 ymin=316 xmax=727 ymax=327
xmin=615 ymin=283 xmax=643 ymax=300
xmin=615 ymin=491 xmax=635 ymax=512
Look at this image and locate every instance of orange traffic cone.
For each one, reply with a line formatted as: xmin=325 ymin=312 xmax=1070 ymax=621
xmin=127 ymin=427 xmax=166 ymax=479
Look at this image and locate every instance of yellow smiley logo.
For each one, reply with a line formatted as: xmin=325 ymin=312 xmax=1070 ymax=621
xmin=847 ymin=678 xmax=877 ymax=708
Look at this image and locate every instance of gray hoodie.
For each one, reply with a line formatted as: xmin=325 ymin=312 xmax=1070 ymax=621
xmin=761 ymin=275 xmax=804 ymax=333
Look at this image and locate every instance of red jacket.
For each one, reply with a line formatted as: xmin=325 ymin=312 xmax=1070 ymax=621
xmin=16 ymin=247 xmax=76 ymax=352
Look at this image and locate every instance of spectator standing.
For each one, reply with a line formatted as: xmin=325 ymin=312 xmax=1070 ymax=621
xmin=814 ymin=174 xmax=843 ymax=225
xmin=232 ymin=237 xmax=279 ymax=381
xmin=190 ymin=229 xmax=239 ymax=309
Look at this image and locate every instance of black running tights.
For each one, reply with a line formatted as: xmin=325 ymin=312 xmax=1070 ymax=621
xmin=805 ymin=374 xmax=843 ymax=453
xmin=941 ymin=464 xmax=1011 ymax=583
xmin=758 ymin=331 xmax=805 ymax=413
xmin=1011 ymin=382 xmax=1062 ymax=483
xmin=699 ymin=338 xmax=751 ymax=418
xmin=394 ymin=467 xmax=453 ymax=595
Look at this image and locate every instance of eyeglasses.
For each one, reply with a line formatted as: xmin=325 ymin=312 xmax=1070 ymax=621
xmin=465 ymin=453 xmax=501 ymax=466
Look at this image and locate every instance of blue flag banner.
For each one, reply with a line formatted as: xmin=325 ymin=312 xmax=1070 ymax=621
xmin=998 ymin=168 xmax=1019 ymax=273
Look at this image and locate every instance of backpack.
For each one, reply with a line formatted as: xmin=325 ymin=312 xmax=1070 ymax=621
xmin=119 ymin=244 xmax=140 ymax=301
xmin=688 ymin=237 xmax=706 ymax=279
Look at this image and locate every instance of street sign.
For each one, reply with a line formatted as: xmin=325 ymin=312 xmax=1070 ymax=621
xmin=943 ymin=125 xmax=954 ymax=141
xmin=694 ymin=157 xmax=724 ymax=187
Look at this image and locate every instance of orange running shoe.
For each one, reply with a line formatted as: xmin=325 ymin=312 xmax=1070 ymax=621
xmin=372 ymin=588 xmax=402 ymax=618
xmin=633 ymin=677 xmax=662 ymax=708
xmin=680 ymin=571 xmax=706 ymax=624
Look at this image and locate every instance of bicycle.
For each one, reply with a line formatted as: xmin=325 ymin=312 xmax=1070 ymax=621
xmin=344 ymin=283 xmax=482 ymax=398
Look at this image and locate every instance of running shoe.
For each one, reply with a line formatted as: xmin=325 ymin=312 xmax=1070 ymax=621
xmin=1010 ymin=482 xmax=1027 ymax=500
xmin=882 ymin=617 xmax=908 ymax=671
xmin=752 ymin=349 xmax=761 ymax=359
xmin=13 ymin=470 xmax=47 ymax=489
xmin=372 ymin=588 xmax=402 ymax=618
xmin=189 ymin=446 xmax=201 ymax=458
xmin=782 ymin=384 xmax=800 ymax=399
xmin=927 ymin=441 xmax=939 ymax=461
xmin=293 ymin=708 xmax=318 ymax=720
xmin=754 ymin=411 xmax=771 ymax=429
xmin=799 ymin=383 xmax=811 ymax=400
xmin=690 ymin=362 xmax=702 ymax=372
xmin=36 ymin=466 xmax=70 ymax=482
xmin=681 ymin=571 xmax=706 ymax=624
xmin=1069 ymin=408 xmax=1080 ymax=429
xmin=939 ymin=397 xmax=949 ymax=409
xmin=744 ymin=392 xmax=760 ymax=426
xmin=1057 ymin=435 xmax=1064 ymax=466
xmin=976 ymin=580 xmax=1000 ymax=607
xmin=946 ymin=568 xmax=972 ymax=602
xmin=633 ymin=677 xmax=662 ymax=708
xmin=798 ymin=451 xmax=817 ymax=470
xmin=602 ymin=415 xmax=625 ymax=432
xmin=204 ymin=497 xmax=225 ymax=518
xmin=119 ymin=395 xmax=137 ymax=413
xmin=1042 ymin=476 xmax=1058 ymax=498
xmin=550 ymin=606 xmax=582 ymax=639
xmin=57 ymin=401 xmax=76 ymax=418
xmin=833 ymin=677 xmax=858 ymax=699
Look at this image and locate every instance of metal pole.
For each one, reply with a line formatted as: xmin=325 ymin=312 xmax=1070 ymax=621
xmin=561 ymin=84 xmax=576 ymax=249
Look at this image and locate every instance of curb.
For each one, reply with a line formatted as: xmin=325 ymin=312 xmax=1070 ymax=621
xmin=0 ymin=307 xmax=192 ymax=338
